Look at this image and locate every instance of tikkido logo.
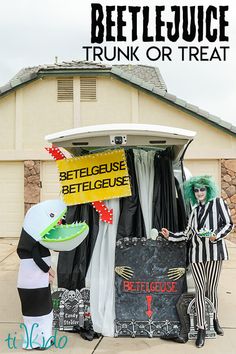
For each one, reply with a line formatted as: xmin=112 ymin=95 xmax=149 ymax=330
xmin=4 ymin=323 xmax=68 ymax=350
xmin=82 ymin=3 xmax=230 ymax=62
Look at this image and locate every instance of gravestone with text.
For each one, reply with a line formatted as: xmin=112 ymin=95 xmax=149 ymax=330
xmin=114 ymin=238 xmax=187 ymax=337
xmin=52 ymin=288 xmax=91 ymax=331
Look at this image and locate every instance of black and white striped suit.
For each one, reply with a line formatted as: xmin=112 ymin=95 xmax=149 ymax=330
xmin=17 ymin=229 xmax=53 ymax=349
xmin=168 ymin=197 xmax=233 ymax=263
xmin=168 ymin=197 xmax=233 ymax=328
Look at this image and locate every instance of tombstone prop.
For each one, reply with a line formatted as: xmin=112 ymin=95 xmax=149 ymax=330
xmin=114 ymin=236 xmax=187 ymax=337
xmin=52 ymin=288 xmax=91 ymax=331
xmin=187 ymin=297 xmax=216 ymax=339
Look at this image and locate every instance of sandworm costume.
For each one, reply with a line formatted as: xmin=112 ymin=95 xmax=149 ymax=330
xmin=17 ymin=199 xmax=89 ymax=349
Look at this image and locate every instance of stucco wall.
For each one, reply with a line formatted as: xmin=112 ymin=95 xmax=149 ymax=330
xmin=0 ymin=93 xmax=15 ymax=150
xmin=80 ymin=77 xmax=132 ymax=126
xmin=22 ymin=79 xmax=74 ymax=150
xmin=138 ymin=90 xmax=236 ymax=159
xmin=184 ymin=159 xmax=221 ymax=186
xmin=1 ymin=76 xmax=235 ymax=161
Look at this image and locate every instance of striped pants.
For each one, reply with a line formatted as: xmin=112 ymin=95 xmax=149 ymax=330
xmin=190 ymin=260 xmax=222 ymax=329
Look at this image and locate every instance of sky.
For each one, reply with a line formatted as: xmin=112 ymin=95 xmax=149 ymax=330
xmin=0 ymin=0 xmax=235 ymax=126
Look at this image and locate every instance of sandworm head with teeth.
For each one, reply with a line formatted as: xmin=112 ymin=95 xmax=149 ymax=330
xmin=23 ymin=199 xmax=89 ymax=251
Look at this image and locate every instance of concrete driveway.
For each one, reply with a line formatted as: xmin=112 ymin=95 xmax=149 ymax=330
xmin=0 ymin=238 xmax=235 ymax=354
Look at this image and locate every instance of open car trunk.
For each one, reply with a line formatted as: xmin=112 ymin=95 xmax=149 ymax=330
xmin=46 ymin=123 xmax=196 ymax=337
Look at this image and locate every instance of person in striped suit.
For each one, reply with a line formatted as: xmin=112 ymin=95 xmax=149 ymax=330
xmin=161 ymin=175 xmax=233 ymax=348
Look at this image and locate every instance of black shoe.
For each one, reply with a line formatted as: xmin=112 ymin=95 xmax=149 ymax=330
xmin=174 ymin=335 xmax=188 ymax=343
xmin=214 ymin=318 xmax=224 ymax=336
xmin=195 ymin=328 xmax=206 ymax=348
xmin=160 ymin=334 xmax=187 ymax=343
xmin=72 ymin=323 xmax=101 ymax=341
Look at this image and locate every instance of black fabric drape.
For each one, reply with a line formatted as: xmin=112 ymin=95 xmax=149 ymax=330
xmin=152 ymin=149 xmax=180 ymax=232
xmin=57 ymin=148 xmax=186 ymax=289
xmin=57 ymin=203 xmax=99 ymax=290
xmin=175 ymin=177 xmax=187 ymax=231
xmin=117 ymin=149 xmax=146 ymax=240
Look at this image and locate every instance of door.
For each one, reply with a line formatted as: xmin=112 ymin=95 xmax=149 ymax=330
xmin=0 ymin=162 xmax=24 ymax=237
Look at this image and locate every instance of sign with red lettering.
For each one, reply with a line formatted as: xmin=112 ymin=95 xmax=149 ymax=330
xmin=114 ymin=240 xmax=187 ymax=337
xmin=122 ymin=280 xmax=177 ymax=293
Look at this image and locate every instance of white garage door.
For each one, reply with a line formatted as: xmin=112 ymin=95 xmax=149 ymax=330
xmin=184 ymin=159 xmax=220 ymax=186
xmin=0 ymin=162 xmax=24 ymax=237
xmin=40 ymin=161 xmax=61 ymax=201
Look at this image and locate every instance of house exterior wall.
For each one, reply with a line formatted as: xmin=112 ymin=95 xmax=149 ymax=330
xmin=1 ymin=76 xmax=235 ymax=159
xmin=24 ymin=160 xmax=40 ymax=214
xmin=221 ymin=160 xmax=236 ymax=224
xmin=0 ymin=93 xmax=15 ymax=150
xmin=80 ymin=77 xmax=132 ymax=126
xmin=138 ymin=90 xmax=236 ymax=159
xmin=184 ymin=159 xmax=221 ymax=186
xmin=0 ymin=74 xmax=235 ymax=236
xmin=22 ymin=79 xmax=74 ymax=150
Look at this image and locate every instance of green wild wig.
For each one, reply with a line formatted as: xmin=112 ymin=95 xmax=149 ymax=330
xmin=183 ymin=175 xmax=218 ymax=205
